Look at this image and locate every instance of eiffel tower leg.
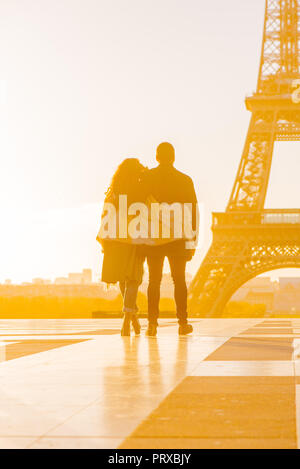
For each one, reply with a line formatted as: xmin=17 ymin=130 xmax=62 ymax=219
xmin=189 ymin=1 xmax=300 ymax=316
xmin=188 ymin=233 xmax=252 ymax=317
xmin=227 ymin=111 xmax=277 ymax=212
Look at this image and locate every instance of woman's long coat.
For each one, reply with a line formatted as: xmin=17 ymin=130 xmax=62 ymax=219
xmin=101 ymin=241 xmax=144 ymax=284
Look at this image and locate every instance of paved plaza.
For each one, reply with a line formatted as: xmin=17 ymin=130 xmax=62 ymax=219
xmin=0 ymin=318 xmax=299 ymax=449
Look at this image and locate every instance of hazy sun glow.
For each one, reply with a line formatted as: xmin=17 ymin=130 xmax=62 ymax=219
xmin=1 ymin=0 xmax=300 ymax=283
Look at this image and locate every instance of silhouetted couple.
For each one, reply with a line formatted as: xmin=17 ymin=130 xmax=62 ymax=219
xmin=98 ymin=142 xmax=198 ymax=337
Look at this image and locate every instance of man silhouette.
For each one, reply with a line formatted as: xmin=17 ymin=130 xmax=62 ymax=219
xmin=145 ymin=142 xmax=198 ymax=336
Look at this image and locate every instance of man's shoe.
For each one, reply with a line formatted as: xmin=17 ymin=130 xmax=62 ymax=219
xmin=146 ymin=324 xmax=157 ymax=337
xmin=178 ymin=323 xmax=193 ymax=335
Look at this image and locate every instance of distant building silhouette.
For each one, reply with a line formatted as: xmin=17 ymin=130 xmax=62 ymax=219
xmin=232 ymin=276 xmax=300 ymax=313
xmin=279 ymin=277 xmax=300 ymax=289
xmin=54 ymin=268 xmax=93 ymax=285
xmin=33 ymin=278 xmax=51 ymax=285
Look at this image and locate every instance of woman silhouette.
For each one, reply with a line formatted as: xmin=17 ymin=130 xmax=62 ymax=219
xmin=99 ymin=158 xmax=147 ymax=336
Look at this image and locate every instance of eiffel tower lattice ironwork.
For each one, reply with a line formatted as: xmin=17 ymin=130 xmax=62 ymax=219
xmin=188 ymin=0 xmax=300 ymax=316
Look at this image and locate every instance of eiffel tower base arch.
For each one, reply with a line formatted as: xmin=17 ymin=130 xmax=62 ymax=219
xmin=188 ymin=212 xmax=300 ymax=317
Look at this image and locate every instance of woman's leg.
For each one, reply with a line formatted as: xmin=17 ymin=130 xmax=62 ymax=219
xmin=119 ymin=281 xmax=125 ymax=298
xmin=121 ymin=251 xmax=144 ymax=336
xmin=123 ymin=280 xmax=141 ymax=335
xmin=123 ymin=280 xmax=139 ymax=312
xmin=120 ymin=281 xmax=132 ymax=336
xmin=121 ymin=280 xmax=140 ymax=336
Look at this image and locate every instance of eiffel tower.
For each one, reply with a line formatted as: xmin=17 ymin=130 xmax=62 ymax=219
xmin=188 ymin=0 xmax=300 ymax=317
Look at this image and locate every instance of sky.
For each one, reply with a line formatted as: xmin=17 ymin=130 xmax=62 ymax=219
xmin=0 ymin=0 xmax=299 ymax=283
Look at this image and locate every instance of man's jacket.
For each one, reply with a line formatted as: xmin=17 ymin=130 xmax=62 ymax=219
xmin=144 ymin=163 xmax=199 ymax=258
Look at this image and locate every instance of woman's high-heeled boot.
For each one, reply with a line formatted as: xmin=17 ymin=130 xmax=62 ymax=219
xmin=131 ymin=314 xmax=141 ymax=335
xmin=121 ymin=312 xmax=131 ymax=336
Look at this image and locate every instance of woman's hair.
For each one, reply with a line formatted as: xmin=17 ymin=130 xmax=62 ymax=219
xmin=105 ymin=158 xmax=146 ymax=206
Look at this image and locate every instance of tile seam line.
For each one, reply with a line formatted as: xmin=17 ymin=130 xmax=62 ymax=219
xmin=24 ymin=393 xmax=108 ymax=449
xmin=23 ymin=336 xmax=122 ymax=448
xmin=117 ymin=332 xmax=237 ymax=448
xmin=24 ymin=327 xmax=206 ymax=448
